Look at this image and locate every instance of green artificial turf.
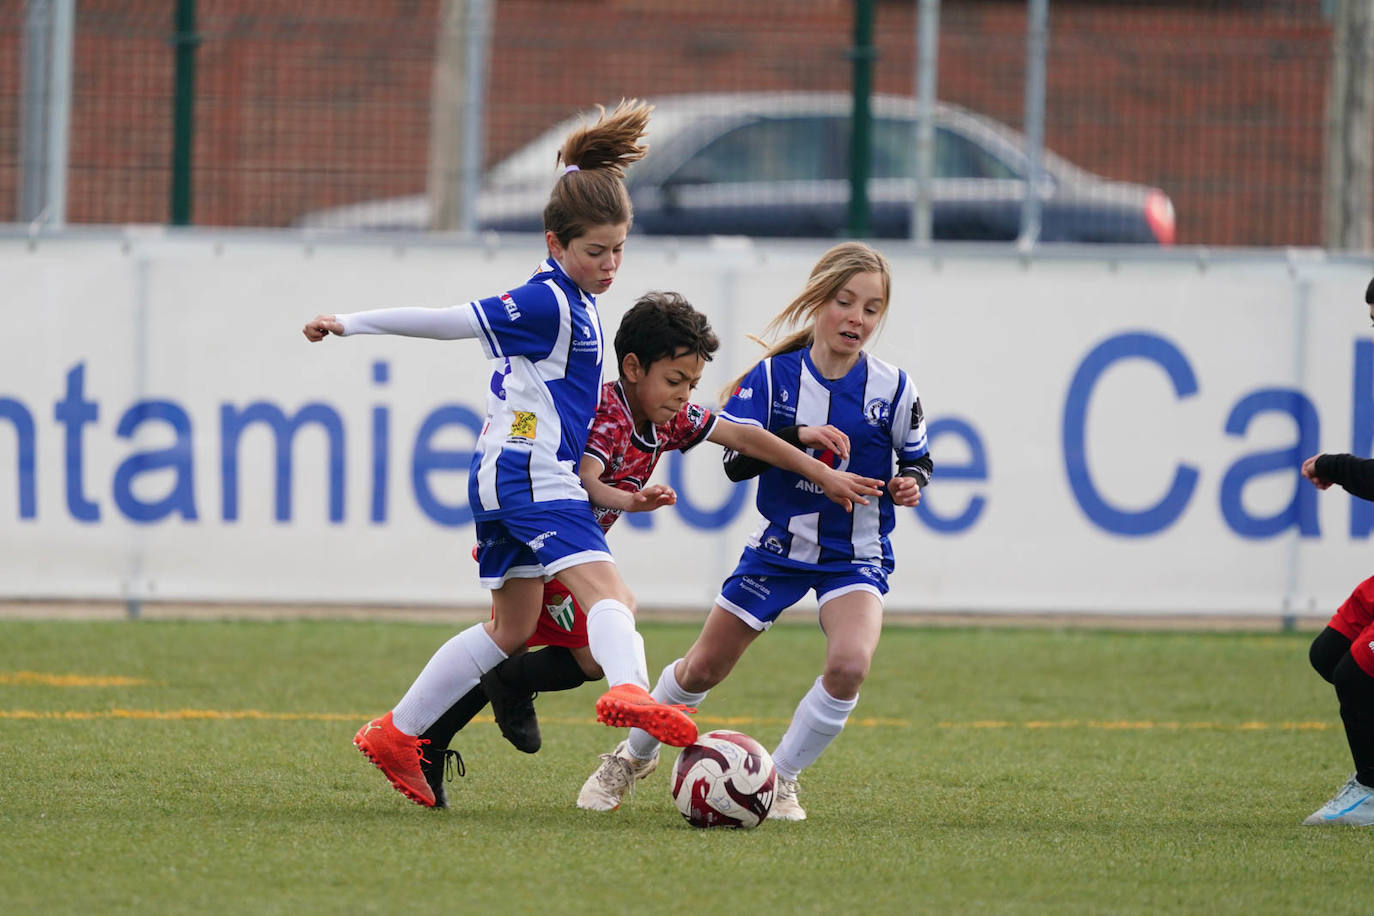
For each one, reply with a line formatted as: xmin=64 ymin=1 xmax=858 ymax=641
xmin=0 ymin=619 xmax=1361 ymax=915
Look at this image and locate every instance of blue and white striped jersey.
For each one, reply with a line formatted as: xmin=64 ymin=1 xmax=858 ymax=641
xmin=466 ymin=258 xmax=604 ymax=519
xmin=720 ymin=348 xmax=929 ymax=572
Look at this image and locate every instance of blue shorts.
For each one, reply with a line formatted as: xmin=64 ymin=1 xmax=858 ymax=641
xmin=716 ymin=549 xmax=889 ymax=631
xmin=474 ymin=500 xmax=614 ymax=589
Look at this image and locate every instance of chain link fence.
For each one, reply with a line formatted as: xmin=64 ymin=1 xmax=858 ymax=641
xmin=1 ymin=0 xmax=1367 ymax=247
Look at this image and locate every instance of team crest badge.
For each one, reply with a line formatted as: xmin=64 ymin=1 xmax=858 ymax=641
xmin=547 ymin=594 xmax=576 ymax=631
xmin=864 ymin=397 xmax=891 ymax=427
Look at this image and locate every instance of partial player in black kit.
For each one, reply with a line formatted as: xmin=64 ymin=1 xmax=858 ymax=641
xmin=1298 ymin=276 xmax=1374 ymax=827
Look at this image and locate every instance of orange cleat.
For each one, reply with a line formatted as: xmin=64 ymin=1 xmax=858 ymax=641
xmin=353 ymin=711 xmax=437 ymax=808
xmin=594 ymin=683 xmax=698 ymax=747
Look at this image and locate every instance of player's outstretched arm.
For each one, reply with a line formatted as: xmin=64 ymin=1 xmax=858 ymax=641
xmin=708 ymin=419 xmax=882 ymax=512
xmin=1307 ymin=452 xmax=1374 ymax=501
xmin=577 ymin=456 xmax=676 ymax=514
xmin=304 ymin=305 xmax=480 ymax=342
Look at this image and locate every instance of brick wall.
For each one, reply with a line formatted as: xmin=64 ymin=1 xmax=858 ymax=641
xmin=0 ymin=0 xmax=1344 ymax=245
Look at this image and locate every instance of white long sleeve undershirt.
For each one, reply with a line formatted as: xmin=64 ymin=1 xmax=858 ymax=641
xmin=335 ymin=304 xmax=480 ymax=340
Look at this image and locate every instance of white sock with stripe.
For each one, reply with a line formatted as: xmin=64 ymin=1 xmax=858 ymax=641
xmin=391 ymin=623 xmax=507 ymax=736
xmin=627 ymin=658 xmax=709 ymax=760
xmin=771 ymin=676 xmax=857 ymax=781
xmin=585 ymin=598 xmax=649 ymax=689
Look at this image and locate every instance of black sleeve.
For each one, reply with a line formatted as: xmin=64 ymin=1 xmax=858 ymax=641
xmin=1315 ymin=453 xmax=1374 ymax=502
xmin=722 ymin=425 xmax=804 ymax=482
xmin=897 ymin=454 xmax=934 ymax=487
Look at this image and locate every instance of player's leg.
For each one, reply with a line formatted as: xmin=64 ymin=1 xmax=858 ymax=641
xmin=770 ymin=581 xmax=884 ymax=822
xmin=557 ymin=558 xmax=700 ymax=747
xmin=480 ymin=581 xmax=599 ymax=753
xmin=417 ymin=645 xmax=590 ymax=802
xmin=487 ymin=502 xmax=696 ymax=747
xmin=675 ymin=603 xmax=768 ymax=692
xmin=1304 ymin=575 xmax=1374 ymax=825
xmin=555 ymin=559 xmax=641 ymax=684
xmin=1305 ymin=647 xmax=1374 ymax=825
xmin=353 ymin=524 xmax=541 ymax=808
xmin=417 ymin=681 xmax=485 ymax=809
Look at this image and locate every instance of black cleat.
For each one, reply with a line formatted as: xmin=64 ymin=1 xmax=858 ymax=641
xmin=480 ymin=669 xmax=542 ymax=754
xmin=419 ymin=747 xmax=465 ymax=809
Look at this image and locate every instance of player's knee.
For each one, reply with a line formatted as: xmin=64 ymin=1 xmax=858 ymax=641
xmin=571 ymin=647 xmax=603 ymax=680
xmin=491 ymin=630 xmax=530 ymax=656
xmin=1311 ymin=627 xmax=1352 ymax=684
xmin=597 ymin=586 xmax=636 ymax=616
xmin=677 ymin=654 xmax=726 ymax=693
xmin=485 ymin=619 xmax=533 ymax=655
xmin=823 ymin=658 xmax=869 ymax=697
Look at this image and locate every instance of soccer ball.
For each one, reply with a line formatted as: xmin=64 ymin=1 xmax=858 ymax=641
xmin=670 ymin=729 xmax=776 ymax=829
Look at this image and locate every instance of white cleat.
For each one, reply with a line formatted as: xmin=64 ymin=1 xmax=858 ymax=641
xmin=1303 ymin=774 xmax=1374 ymax=826
xmin=576 ymin=740 xmax=659 ymax=811
xmin=770 ymin=776 xmax=807 ymax=821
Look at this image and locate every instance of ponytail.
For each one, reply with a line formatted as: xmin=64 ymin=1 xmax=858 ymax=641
xmin=544 ymin=99 xmax=653 ymax=246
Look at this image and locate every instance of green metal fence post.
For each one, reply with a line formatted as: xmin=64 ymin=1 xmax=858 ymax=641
xmin=847 ymin=0 xmax=876 ymax=238
xmin=170 ymin=0 xmax=199 ymax=226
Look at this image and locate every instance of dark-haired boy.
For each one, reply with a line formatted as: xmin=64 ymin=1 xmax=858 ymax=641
xmin=419 ymin=290 xmax=880 ymax=807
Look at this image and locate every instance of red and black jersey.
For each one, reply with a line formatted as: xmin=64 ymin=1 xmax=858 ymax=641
xmin=583 ymin=380 xmax=717 ymax=532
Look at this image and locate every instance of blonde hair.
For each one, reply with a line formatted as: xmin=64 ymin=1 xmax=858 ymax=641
xmin=719 ymin=242 xmax=892 ymax=404
xmin=543 ymin=99 xmax=653 ymax=245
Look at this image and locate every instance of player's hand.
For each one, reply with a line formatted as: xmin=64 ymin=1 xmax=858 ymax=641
xmin=1301 ymin=453 xmax=1332 ymax=490
xmin=303 ymin=314 xmax=344 ymax=342
xmin=820 ymin=469 xmax=884 ymax=513
xmin=888 ymin=475 xmax=922 ymax=507
xmin=798 ymin=424 xmax=850 ymax=460
xmin=626 ymin=484 xmax=676 ymax=512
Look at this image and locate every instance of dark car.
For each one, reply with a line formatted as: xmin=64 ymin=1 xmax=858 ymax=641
xmin=298 ymin=92 xmax=1175 ymax=244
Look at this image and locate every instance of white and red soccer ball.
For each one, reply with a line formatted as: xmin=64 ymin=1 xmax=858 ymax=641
xmin=670 ymin=729 xmax=776 ymax=829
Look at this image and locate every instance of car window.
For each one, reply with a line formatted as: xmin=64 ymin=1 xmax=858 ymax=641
xmin=669 ymin=117 xmax=843 ymax=183
xmin=871 ymin=118 xmax=1020 ymax=180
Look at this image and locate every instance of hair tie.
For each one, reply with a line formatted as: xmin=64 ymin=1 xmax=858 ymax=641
xmin=563 ymin=164 xmax=580 ymax=174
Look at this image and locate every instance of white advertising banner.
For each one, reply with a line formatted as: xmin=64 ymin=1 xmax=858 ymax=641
xmin=1 ymin=231 xmax=1372 ymax=616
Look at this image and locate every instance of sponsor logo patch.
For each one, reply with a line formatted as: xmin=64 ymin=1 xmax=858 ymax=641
xmin=510 ymin=411 xmax=537 ymax=438
xmin=528 ymin=530 xmax=557 ymax=551
xmin=740 ymin=576 xmax=771 ymax=599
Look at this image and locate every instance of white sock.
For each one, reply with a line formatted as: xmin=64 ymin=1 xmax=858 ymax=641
xmin=771 ymin=676 xmax=857 ymax=781
xmin=627 ymin=659 xmax=708 ymax=760
xmin=391 ymin=623 xmax=507 ymax=736
xmin=585 ymin=599 xmax=648 ymax=689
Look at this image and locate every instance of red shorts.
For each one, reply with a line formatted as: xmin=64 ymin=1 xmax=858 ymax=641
xmin=1330 ymin=575 xmax=1374 ymax=676
xmin=527 ymin=579 xmax=589 ymax=649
